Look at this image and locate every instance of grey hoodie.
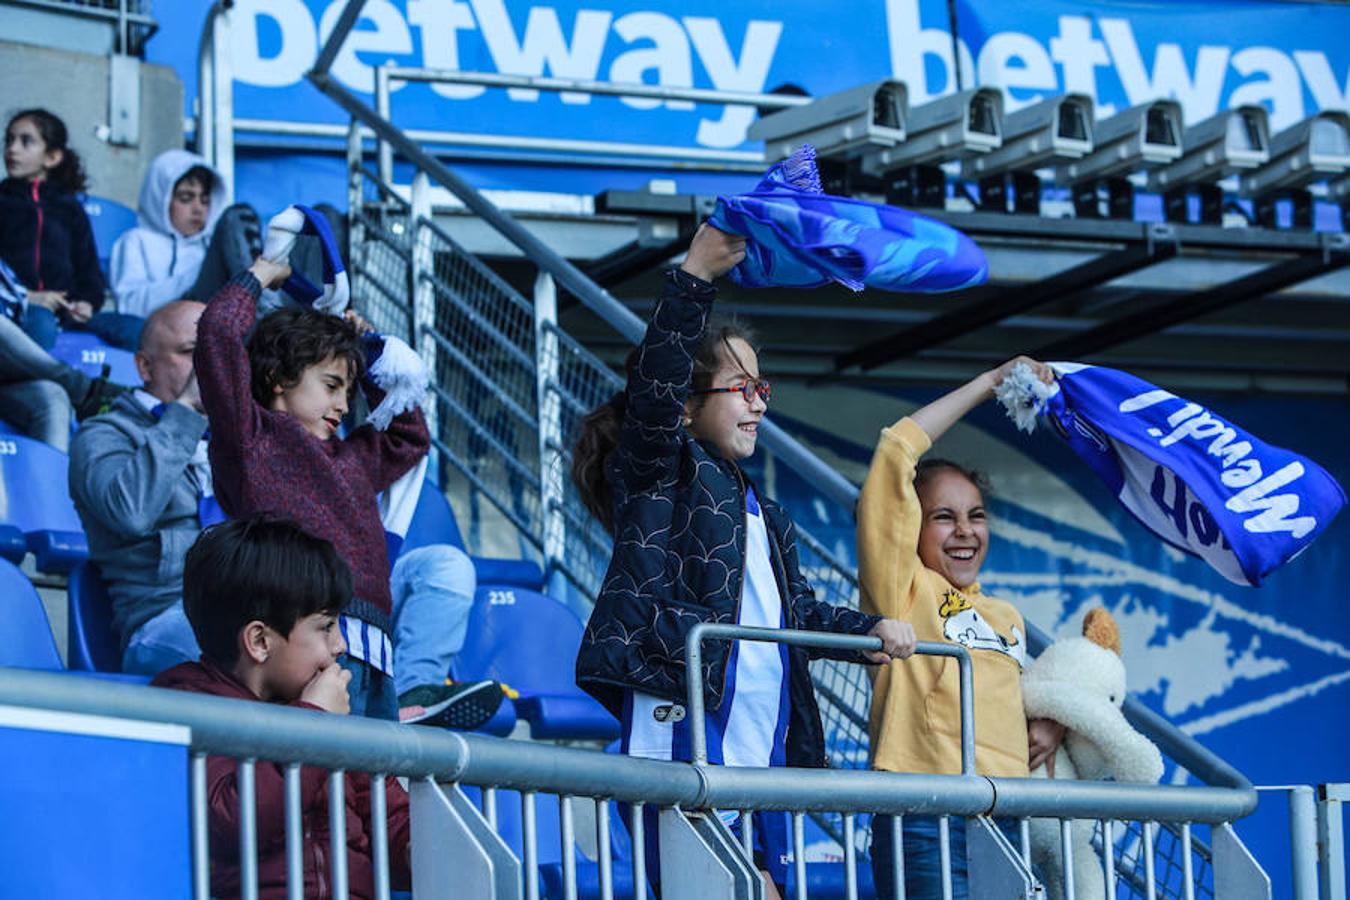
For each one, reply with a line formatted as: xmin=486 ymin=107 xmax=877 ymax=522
xmin=109 ymin=149 xmax=227 ymax=319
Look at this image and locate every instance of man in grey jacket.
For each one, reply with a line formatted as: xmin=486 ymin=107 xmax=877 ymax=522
xmin=70 ymin=300 xmax=210 ymax=675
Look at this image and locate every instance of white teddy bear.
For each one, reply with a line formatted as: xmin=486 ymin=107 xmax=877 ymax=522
xmin=1022 ymin=608 xmax=1164 ymax=900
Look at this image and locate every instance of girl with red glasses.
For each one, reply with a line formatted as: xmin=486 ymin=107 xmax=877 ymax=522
xmin=573 ymin=223 xmax=917 ymax=898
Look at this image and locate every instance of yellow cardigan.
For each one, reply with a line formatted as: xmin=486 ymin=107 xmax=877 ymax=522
xmin=858 ymin=417 xmax=1030 ymax=778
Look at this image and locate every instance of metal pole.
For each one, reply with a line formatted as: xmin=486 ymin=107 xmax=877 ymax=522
xmin=304 ymin=68 xmax=864 ymax=512
xmin=1060 ymin=818 xmax=1075 ymax=900
xmin=522 ymin=792 xmax=540 ymax=900
xmin=534 ymin=270 xmax=566 ymax=591
xmin=686 ymin=625 xmax=974 ymax=773
xmin=191 ymin=753 xmax=210 ymax=900
xmin=938 ymin=816 xmax=953 ymax=900
xmin=1181 ymin=822 xmax=1195 ymax=900
xmin=239 ymin=760 xmax=259 ymax=900
xmin=843 ymin=813 xmax=858 ymax=900
xmin=560 ymin=795 xmax=577 ymax=900
xmin=330 ymin=771 xmax=349 ymax=900
xmin=210 ymin=2 xmax=234 ymax=201
xmin=1320 ymin=783 xmax=1347 ymax=900
xmin=631 ymin=803 xmax=646 ymax=899
xmin=376 ymin=66 xmax=393 ymax=188
xmin=596 ymin=800 xmax=613 ymax=900
xmin=1143 ymin=821 xmax=1157 ymax=900
xmin=793 ymin=811 xmax=808 ymax=900
xmin=1290 ymin=786 xmax=1320 ymax=900
xmin=312 ymin=0 xmax=370 ymax=79
xmin=370 ymin=774 xmax=391 ymax=900
xmin=284 ymin=764 xmax=304 ymax=900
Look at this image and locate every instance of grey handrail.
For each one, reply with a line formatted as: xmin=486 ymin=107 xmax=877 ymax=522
xmin=683 ymin=624 xmax=975 ymax=775
xmin=0 ymin=666 xmax=1256 ymax=822
xmin=307 ymin=0 xmax=861 ymax=512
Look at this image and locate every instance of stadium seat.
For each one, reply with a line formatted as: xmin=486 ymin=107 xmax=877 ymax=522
xmin=0 ymin=525 xmax=26 ymax=564
xmin=0 ymin=435 xmax=88 ymax=573
xmin=0 ymin=558 xmax=62 ymax=670
xmin=400 ymin=477 xmax=545 ymax=592
xmin=67 ymin=563 xmax=121 ymax=673
xmin=454 ymin=586 xmax=618 ymax=741
xmin=50 ymin=331 xmax=140 ymax=387
xmin=81 ymin=194 xmax=137 ymax=278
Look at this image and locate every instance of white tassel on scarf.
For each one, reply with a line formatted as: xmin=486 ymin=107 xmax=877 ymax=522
xmin=366 ymin=335 xmax=429 ymax=431
xmin=994 ymin=361 xmax=1058 ymax=433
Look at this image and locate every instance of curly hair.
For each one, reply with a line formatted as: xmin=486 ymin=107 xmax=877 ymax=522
xmin=6 ymin=109 xmax=88 ymax=193
xmin=245 ymin=307 xmax=365 ymax=406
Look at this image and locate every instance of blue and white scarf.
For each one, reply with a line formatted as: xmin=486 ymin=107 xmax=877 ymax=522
xmin=998 ymin=363 xmax=1345 ymax=586
xmin=0 ymin=256 xmax=27 ymax=324
xmin=708 ymin=144 xmax=987 ymax=293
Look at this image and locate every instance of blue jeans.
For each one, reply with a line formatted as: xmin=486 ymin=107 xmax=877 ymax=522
xmin=389 ymin=544 xmax=476 ymax=696
xmin=339 ymin=655 xmax=399 ymax=721
xmin=871 ymin=815 xmax=1026 ymax=900
xmin=23 ymin=306 xmax=143 ymax=352
xmin=122 ymin=601 xmax=202 ymax=677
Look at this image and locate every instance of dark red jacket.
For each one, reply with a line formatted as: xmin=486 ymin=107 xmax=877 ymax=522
xmin=152 ymin=660 xmax=412 ymax=900
xmin=194 ymin=273 xmax=430 ymax=630
xmin=0 ymin=177 xmax=106 ymax=308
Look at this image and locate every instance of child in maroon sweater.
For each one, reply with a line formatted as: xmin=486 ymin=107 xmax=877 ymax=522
xmin=194 ymin=257 xmax=429 ymax=720
xmin=153 ymin=515 xmax=412 ymax=900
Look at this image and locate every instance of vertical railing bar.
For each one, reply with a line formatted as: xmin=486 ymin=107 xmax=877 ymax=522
xmin=284 ymin=764 xmax=304 ymax=900
xmin=1143 ymin=821 xmax=1157 ymax=900
xmin=742 ymin=811 xmax=754 ymax=861
xmin=522 ymin=792 xmax=540 ymax=900
xmin=1061 ymin=818 xmax=1076 ymax=900
xmin=375 ymin=66 xmax=392 ymax=187
xmin=1181 ymin=822 xmax=1195 ymax=900
xmin=843 ymin=813 xmax=858 ymax=900
xmin=1020 ymin=817 xmax=1031 ymax=869
xmin=560 ymin=795 xmax=577 ymax=900
xmin=631 ymin=803 xmax=646 ymax=900
xmin=938 ymin=816 xmax=953 ymax=900
xmin=370 ymin=774 xmax=391 ymax=900
xmin=330 ymin=770 xmax=349 ymax=900
xmin=239 ymin=759 xmax=259 ymax=900
xmin=1102 ymin=819 xmax=1116 ymax=897
xmin=892 ymin=815 xmax=906 ymax=900
xmin=484 ymin=787 xmax=499 ymax=831
xmin=793 ymin=811 xmax=808 ymax=900
xmin=596 ymin=799 xmax=613 ymax=900
xmin=191 ymin=753 xmax=210 ymax=900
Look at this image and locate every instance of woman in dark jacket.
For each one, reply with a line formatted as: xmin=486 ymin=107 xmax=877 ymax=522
xmin=573 ymin=224 xmax=916 ymax=896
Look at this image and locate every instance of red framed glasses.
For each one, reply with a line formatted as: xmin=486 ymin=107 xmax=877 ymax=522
xmin=691 ymin=378 xmax=772 ymax=404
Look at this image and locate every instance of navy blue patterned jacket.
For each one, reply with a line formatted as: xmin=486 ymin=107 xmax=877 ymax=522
xmin=575 ymin=268 xmax=881 ymax=767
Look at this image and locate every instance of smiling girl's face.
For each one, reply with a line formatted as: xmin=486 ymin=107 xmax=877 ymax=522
xmin=916 ymin=468 xmax=989 ymax=589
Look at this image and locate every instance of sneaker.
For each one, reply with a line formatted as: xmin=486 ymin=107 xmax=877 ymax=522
xmin=74 ymin=364 xmax=129 ymax=421
xmin=399 ymin=680 xmax=504 ymax=730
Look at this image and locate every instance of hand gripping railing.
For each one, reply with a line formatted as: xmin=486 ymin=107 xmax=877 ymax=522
xmin=684 ymin=624 xmax=976 ymax=775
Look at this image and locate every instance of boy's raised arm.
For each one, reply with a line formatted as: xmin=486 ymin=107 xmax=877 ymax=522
xmin=194 ymin=259 xmax=291 ymax=449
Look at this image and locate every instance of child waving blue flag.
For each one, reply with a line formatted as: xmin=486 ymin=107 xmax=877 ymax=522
xmin=708 ymin=144 xmax=987 ymax=293
xmin=997 ymin=362 xmax=1345 ymax=587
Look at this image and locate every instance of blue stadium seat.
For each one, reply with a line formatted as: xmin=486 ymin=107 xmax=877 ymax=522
xmin=400 ymin=477 xmax=545 ymax=592
xmin=0 ymin=558 xmax=62 ymax=670
xmin=454 ymin=586 xmax=618 ymax=741
xmin=0 ymin=435 xmax=88 ymax=573
xmin=50 ymin=331 xmax=140 ymax=387
xmin=67 ymin=563 xmax=122 ymax=673
xmin=81 ymin=194 xmax=137 ymax=278
xmin=0 ymin=525 xmax=26 ymax=564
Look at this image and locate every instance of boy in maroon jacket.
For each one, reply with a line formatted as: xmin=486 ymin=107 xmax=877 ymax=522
xmin=194 ymin=257 xmax=427 ymax=721
xmin=153 ymin=515 xmax=412 ymax=900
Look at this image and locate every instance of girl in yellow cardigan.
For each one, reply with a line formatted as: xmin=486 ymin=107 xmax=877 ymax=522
xmin=859 ymin=356 xmax=1062 ymax=899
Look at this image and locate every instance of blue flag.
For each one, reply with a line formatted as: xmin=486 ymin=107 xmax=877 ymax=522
xmin=1011 ymin=364 xmax=1345 ymax=586
xmin=708 ymin=145 xmax=987 ymax=294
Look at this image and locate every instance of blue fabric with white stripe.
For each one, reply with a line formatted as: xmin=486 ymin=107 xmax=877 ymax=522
xmin=708 ymin=144 xmax=987 ymax=294
xmin=1042 ymin=363 xmax=1345 ymax=586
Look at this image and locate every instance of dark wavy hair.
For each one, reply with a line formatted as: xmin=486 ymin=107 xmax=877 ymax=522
xmin=6 ymin=109 xmax=87 ymax=193
xmin=183 ymin=515 xmax=351 ymax=666
xmin=245 ymin=306 xmax=365 ymax=406
xmin=175 ymin=164 xmax=216 ymax=196
xmin=914 ymin=458 xmax=991 ymax=500
xmin=571 ymin=315 xmax=758 ymax=534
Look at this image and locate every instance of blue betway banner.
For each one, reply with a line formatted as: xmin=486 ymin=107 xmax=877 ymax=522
xmin=162 ymin=0 xmax=1350 ymax=148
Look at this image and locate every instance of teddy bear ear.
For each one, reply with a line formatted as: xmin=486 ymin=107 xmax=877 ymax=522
xmin=1083 ymin=607 xmax=1121 ymax=656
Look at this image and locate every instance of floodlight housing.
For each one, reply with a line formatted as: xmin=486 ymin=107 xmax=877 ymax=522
xmin=960 ymin=93 xmax=1094 ymax=180
xmin=860 ymin=88 xmax=1003 ymax=174
xmin=1147 ymin=105 xmax=1270 ymax=191
xmin=749 ymin=80 xmax=909 ymax=163
xmin=1240 ymin=110 xmax=1350 ymax=195
xmin=1058 ymin=100 xmax=1183 ymax=184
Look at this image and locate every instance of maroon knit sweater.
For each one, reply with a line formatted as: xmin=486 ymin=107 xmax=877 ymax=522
xmin=195 ymin=273 xmax=430 ymax=628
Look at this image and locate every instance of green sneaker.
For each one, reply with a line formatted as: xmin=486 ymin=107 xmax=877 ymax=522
xmin=398 ymin=680 xmax=504 ymax=730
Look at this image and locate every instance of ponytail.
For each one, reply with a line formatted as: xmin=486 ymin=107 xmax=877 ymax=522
xmin=571 ymin=314 xmax=760 ymax=535
xmin=7 ymin=109 xmax=88 ymax=193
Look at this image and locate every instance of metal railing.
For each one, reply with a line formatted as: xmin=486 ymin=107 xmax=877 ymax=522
xmin=5 ymin=0 xmax=157 ymax=55
xmin=0 ymin=656 xmax=1263 ymax=900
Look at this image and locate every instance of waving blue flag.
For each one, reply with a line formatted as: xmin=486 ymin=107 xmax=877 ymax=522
xmin=708 ymin=145 xmax=987 ymax=293
xmin=1004 ymin=363 xmax=1346 ymax=586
